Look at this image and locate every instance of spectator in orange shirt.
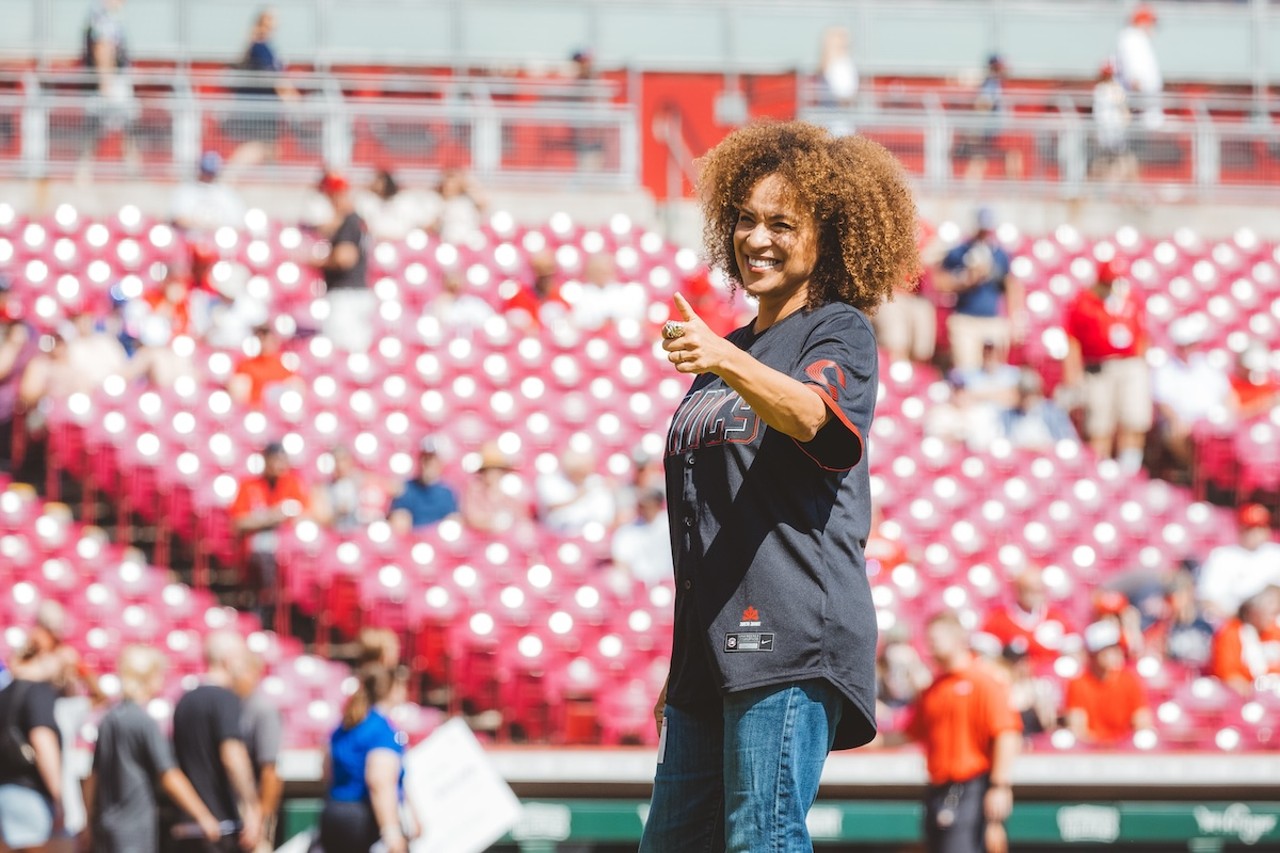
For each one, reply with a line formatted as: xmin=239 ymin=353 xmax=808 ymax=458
xmin=1065 ymin=620 xmax=1154 ymax=746
xmin=230 ymin=442 xmax=310 ymax=629
xmin=231 ymin=324 xmax=298 ymax=408
xmin=1210 ymin=585 xmax=1280 ymax=696
xmin=981 ymin=567 xmax=1078 ymax=670
xmin=905 ymin=612 xmax=1021 ymax=853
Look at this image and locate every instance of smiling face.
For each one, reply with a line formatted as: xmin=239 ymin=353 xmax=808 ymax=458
xmin=732 ymin=173 xmax=819 ymax=322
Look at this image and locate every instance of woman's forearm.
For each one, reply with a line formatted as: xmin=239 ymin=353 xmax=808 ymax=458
xmin=715 ymin=347 xmax=831 ymax=442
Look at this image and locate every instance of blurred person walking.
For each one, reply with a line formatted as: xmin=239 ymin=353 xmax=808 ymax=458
xmin=320 ymin=666 xmax=420 ymax=853
xmin=235 ymin=651 xmax=283 ymax=853
xmin=85 ymin=646 xmax=222 ymax=853
xmin=906 ymin=612 xmax=1021 ymax=853
xmin=167 ymin=632 xmax=261 ymax=853
xmin=0 ymin=667 xmax=64 ymax=852
xmin=642 ymin=121 xmax=918 ymax=853
xmin=227 ymin=8 xmax=301 ymax=172
xmin=80 ymin=0 xmax=139 ymax=176
xmin=1115 ymin=4 xmax=1163 ymax=130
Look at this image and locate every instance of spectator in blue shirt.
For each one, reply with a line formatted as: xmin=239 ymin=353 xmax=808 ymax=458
xmin=998 ymin=368 xmax=1078 ymax=451
xmin=320 ymin=665 xmax=418 ymax=853
xmin=936 ymin=207 xmax=1026 ymax=371
xmin=389 ymin=438 xmax=459 ymax=533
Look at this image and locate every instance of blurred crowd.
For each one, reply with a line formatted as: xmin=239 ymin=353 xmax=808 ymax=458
xmin=0 ymin=617 xmax=423 ymax=852
xmin=873 ymin=504 xmax=1280 ymax=753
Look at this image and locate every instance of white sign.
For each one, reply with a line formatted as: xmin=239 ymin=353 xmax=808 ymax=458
xmin=1194 ymin=804 xmax=1279 ymax=846
xmin=1056 ymin=804 xmax=1121 ymax=843
xmin=404 ymin=718 xmax=524 ymax=853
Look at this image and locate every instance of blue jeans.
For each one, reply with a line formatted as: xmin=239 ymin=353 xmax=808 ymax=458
xmin=639 ymin=679 xmax=843 ymax=853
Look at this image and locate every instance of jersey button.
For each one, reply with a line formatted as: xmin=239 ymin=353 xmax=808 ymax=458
xmin=682 ymin=579 xmax=692 ymax=590
xmin=683 ymin=515 xmax=694 ymax=528
xmin=686 ymin=453 xmax=696 ymax=466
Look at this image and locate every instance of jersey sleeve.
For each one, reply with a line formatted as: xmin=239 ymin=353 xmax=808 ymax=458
xmin=792 ymin=309 xmax=877 ymax=471
xmin=369 ymin=715 xmax=404 ymax=756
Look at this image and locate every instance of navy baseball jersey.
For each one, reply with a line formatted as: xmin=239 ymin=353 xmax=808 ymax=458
xmin=663 ymin=301 xmax=880 ymax=750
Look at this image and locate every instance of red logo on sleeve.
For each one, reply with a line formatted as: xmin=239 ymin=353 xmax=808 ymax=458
xmin=740 ymin=606 xmax=761 ymax=627
xmin=804 ymin=360 xmax=847 ymax=402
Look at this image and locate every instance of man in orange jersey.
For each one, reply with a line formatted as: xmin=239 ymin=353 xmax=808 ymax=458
xmin=1065 ymin=620 xmax=1153 ymax=745
xmin=906 ymin=612 xmax=1021 ymax=853
xmin=1210 ymin=586 xmax=1280 ymax=696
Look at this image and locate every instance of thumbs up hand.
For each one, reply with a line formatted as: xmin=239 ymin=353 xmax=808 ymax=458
xmin=661 ymin=293 xmax=734 ymax=375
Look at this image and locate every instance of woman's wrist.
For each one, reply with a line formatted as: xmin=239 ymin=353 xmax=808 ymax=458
xmin=381 ymin=824 xmax=405 ymax=841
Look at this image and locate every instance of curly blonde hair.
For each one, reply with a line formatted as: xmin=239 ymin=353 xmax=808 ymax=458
xmin=698 ymin=121 xmax=919 ymax=316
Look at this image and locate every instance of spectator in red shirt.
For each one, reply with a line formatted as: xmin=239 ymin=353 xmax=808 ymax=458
xmin=1229 ymin=340 xmax=1280 ymax=418
xmin=981 ymin=567 xmax=1078 ymax=670
xmin=904 ymin=612 xmax=1021 ymax=853
xmin=231 ymin=324 xmax=298 ymax=408
xmin=1063 ymin=257 xmax=1151 ymax=473
xmin=1209 ymin=585 xmax=1280 ymax=696
xmin=144 ymin=268 xmax=194 ymax=338
xmin=502 ymin=250 xmax=568 ymax=330
xmin=229 ymin=442 xmax=310 ymax=629
xmin=1065 ymin=620 xmax=1153 ymax=746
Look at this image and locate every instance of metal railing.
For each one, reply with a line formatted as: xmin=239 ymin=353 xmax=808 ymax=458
xmin=798 ymin=102 xmax=1280 ymax=201
xmin=3 ymin=62 xmax=1280 ymax=201
xmin=0 ymin=68 xmax=640 ymax=187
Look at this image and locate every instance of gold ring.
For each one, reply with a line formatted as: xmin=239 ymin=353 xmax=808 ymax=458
xmin=662 ymin=321 xmax=685 ymax=340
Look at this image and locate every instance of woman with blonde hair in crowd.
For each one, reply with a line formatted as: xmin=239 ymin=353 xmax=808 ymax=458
xmin=320 ymin=665 xmax=420 ymax=853
xmin=84 ymin=645 xmax=222 ymax=852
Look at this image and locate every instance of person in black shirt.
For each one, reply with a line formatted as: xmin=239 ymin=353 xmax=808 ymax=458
xmin=642 ymin=121 xmax=918 ymax=852
xmin=0 ymin=677 xmax=63 ymax=851
xmin=314 ymin=171 xmax=375 ymax=352
xmin=169 ymin=632 xmax=261 ymax=853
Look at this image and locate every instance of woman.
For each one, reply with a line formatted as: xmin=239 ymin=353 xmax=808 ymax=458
xmin=85 ymin=646 xmax=221 ymax=853
xmin=643 ymin=121 xmax=917 ymax=852
xmin=320 ymin=665 xmax=418 ymax=853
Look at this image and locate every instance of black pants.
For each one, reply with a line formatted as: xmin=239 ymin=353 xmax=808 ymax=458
xmin=924 ymin=774 xmax=990 ymax=853
xmin=320 ymin=798 xmax=380 ymax=853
